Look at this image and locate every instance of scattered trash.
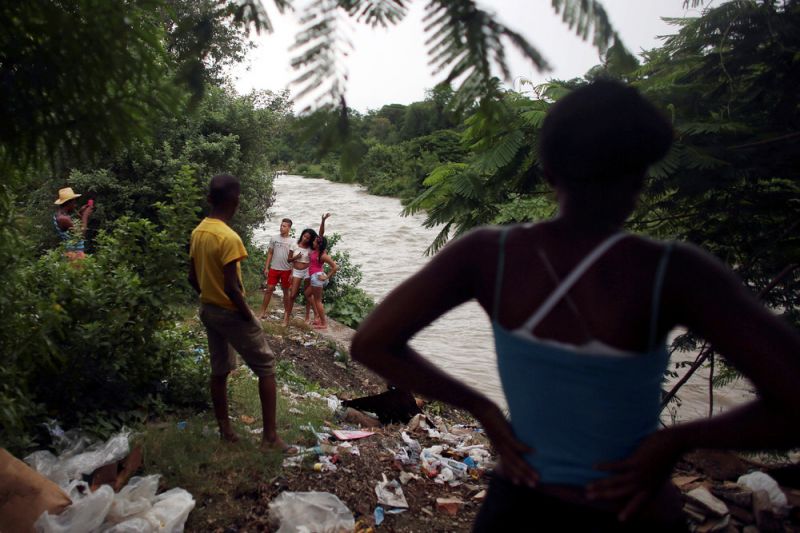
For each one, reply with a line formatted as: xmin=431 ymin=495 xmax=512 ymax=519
xmin=386 ymin=508 xmax=406 ymax=515
xmin=401 ymin=432 xmax=421 ymax=453
xmin=435 ymin=497 xmax=463 ymax=516
xmin=176 ymin=421 xmax=187 ymax=431
xmin=269 ymin=491 xmax=355 ymax=533
xmin=333 ymin=430 xmax=375 ymax=441
xmin=407 ymin=414 xmax=430 ymax=432
xmin=473 ymin=489 xmax=486 ymax=501
xmin=374 ymin=506 xmax=385 ymax=526
xmin=686 ymin=487 xmax=729 ymax=518
xmin=288 ymin=408 xmax=304 ymax=415
xmin=374 ymin=474 xmax=409 ymax=508
xmin=248 ymin=427 xmax=264 ymax=435
xmin=26 ymin=430 xmax=132 ymax=488
xmin=314 ymin=456 xmax=338 ymax=472
xmin=24 ymin=430 xmax=195 ymax=533
xmin=737 ymin=472 xmax=789 ymax=513
xmin=282 ymin=456 xmax=304 ymax=469
xmin=240 ymin=415 xmax=256 ymax=425
xmin=398 ymin=472 xmax=420 ymax=485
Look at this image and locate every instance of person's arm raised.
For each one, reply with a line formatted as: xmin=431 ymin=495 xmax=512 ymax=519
xmin=319 ymin=213 xmax=330 ymax=237
xmin=351 ymin=228 xmax=538 ymax=487
xmin=589 ymin=242 xmax=800 ymax=519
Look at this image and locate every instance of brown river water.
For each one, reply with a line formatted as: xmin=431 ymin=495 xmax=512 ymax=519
xmin=254 ymin=174 xmax=754 ymax=423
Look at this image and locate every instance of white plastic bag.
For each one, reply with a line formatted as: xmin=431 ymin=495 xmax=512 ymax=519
xmin=35 ymin=483 xmax=114 ymax=533
xmin=737 ymin=471 xmax=788 ymax=513
xmin=269 ymin=491 xmax=355 ymax=533
xmin=26 ymin=431 xmax=131 ymax=488
xmin=107 ymin=475 xmax=161 ymax=523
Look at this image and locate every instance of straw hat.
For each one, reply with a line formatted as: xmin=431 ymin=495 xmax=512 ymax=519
xmin=54 ymin=187 xmax=82 ymax=205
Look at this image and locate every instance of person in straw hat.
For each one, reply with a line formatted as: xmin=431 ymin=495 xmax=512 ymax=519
xmin=53 ymin=187 xmax=93 ymax=260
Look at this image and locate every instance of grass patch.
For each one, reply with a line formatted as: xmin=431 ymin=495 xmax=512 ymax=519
xmin=138 ymin=366 xmax=331 ymax=529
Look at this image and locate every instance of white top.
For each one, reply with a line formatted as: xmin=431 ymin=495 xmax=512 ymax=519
xmin=268 ymin=235 xmax=294 ymax=270
xmin=291 ymin=243 xmax=311 ymax=264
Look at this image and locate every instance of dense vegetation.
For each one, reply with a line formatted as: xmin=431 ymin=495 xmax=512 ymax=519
xmin=285 ymin=0 xmax=800 ymax=401
xmin=2 ymin=0 xmax=796 ymax=453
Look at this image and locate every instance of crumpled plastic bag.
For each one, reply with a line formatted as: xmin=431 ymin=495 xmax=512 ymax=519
xmin=26 ymin=430 xmax=131 ymax=488
xmin=107 ymin=475 xmax=161 ymax=523
xmin=35 ymin=481 xmax=114 ymax=533
xmin=27 ymin=429 xmax=195 ymax=533
xmin=374 ymin=474 xmax=408 ymax=508
xmin=737 ymin=471 xmax=789 ymax=514
xmin=269 ymin=491 xmax=355 ymax=533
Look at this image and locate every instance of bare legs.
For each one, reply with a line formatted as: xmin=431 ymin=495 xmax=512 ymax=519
xmin=310 ymin=285 xmax=327 ymax=328
xmin=285 ymin=276 xmax=304 ymax=324
xmin=281 ymin=285 xmax=291 ymax=326
xmin=211 ymin=374 xmax=237 ymax=442
xmin=210 ymin=372 xmax=288 ymax=450
xmin=259 ymin=284 xmax=276 ymax=319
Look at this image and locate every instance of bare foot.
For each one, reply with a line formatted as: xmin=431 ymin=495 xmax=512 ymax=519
xmin=261 ymin=437 xmax=298 ymax=455
xmin=220 ymin=430 xmax=240 ymax=443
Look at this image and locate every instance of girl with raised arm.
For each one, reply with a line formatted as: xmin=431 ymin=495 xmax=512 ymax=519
xmin=305 ymin=235 xmax=337 ymax=330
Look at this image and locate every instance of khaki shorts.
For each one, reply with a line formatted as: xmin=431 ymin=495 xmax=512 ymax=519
xmin=199 ymin=303 xmax=276 ymax=377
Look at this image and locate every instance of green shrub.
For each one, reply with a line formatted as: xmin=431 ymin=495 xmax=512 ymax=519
xmin=321 ymin=233 xmax=375 ymax=328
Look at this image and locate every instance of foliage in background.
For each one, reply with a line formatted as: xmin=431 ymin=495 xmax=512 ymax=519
xmin=321 ymin=233 xmax=375 ymax=328
xmin=1 ymin=171 xmax=205 ymax=451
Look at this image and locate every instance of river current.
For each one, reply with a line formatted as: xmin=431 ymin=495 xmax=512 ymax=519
xmin=254 ymin=174 xmax=753 ymax=422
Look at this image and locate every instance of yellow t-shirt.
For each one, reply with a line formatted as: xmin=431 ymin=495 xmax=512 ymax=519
xmin=190 ymin=218 xmax=247 ymax=310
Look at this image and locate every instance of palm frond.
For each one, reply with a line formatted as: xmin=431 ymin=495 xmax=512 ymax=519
xmin=342 ymin=0 xmax=407 ymax=27
xmin=550 ymin=0 xmax=627 ymax=56
xmin=423 ymin=0 xmax=550 ymax=109
xmin=290 ymin=0 xmax=352 ymax=109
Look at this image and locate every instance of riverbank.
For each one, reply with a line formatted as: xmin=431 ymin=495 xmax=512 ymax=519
xmin=134 ymin=294 xmax=800 ymax=531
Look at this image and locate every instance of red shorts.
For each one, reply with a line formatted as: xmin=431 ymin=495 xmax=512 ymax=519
xmin=267 ymin=268 xmax=291 ymax=289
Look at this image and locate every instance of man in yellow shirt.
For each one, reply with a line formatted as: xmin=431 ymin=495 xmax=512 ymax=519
xmin=189 ymin=174 xmax=291 ymax=452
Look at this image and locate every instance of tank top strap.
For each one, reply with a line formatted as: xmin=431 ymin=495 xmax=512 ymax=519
xmin=648 ymin=242 xmax=675 ymax=350
xmin=492 ymin=227 xmax=511 ymax=320
xmin=520 ymin=232 xmax=627 ymax=332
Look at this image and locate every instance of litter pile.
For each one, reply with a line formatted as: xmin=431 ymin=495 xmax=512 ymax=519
xmin=0 ymin=425 xmax=194 ymax=532
xmin=265 ymin=384 xmax=495 ymax=531
xmin=672 ymin=466 xmax=800 ymax=532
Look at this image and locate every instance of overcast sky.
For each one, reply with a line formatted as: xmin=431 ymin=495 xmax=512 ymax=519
xmin=230 ymin=0 xmax=703 ymax=112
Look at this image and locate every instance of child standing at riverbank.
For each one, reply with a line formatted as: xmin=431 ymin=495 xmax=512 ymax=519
xmin=189 ymin=174 xmax=291 ymax=452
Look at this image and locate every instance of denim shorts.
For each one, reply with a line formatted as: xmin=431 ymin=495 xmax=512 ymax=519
xmin=310 ymin=272 xmax=329 ymax=288
xmin=292 ymin=267 xmax=309 ymax=280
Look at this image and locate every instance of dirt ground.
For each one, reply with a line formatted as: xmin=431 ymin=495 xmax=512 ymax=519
xmin=217 ymin=315 xmax=800 ymax=532
xmin=224 ymin=325 xmax=493 ymax=532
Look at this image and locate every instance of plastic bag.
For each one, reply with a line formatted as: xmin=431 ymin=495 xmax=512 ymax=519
xmin=26 ymin=430 xmax=131 ymax=488
xmin=374 ymin=474 xmax=408 ymax=508
xmin=269 ymin=491 xmax=355 ymax=533
xmin=737 ymin=471 xmax=788 ymax=513
xmin=107 ymin=475 xmax=161 ymax=523
xmin=35 ymin=482 xmax=114 ymax=533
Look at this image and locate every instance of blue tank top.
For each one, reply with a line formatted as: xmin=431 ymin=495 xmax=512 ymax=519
xmin=492 ymin=230 xmax=673 ymax=486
